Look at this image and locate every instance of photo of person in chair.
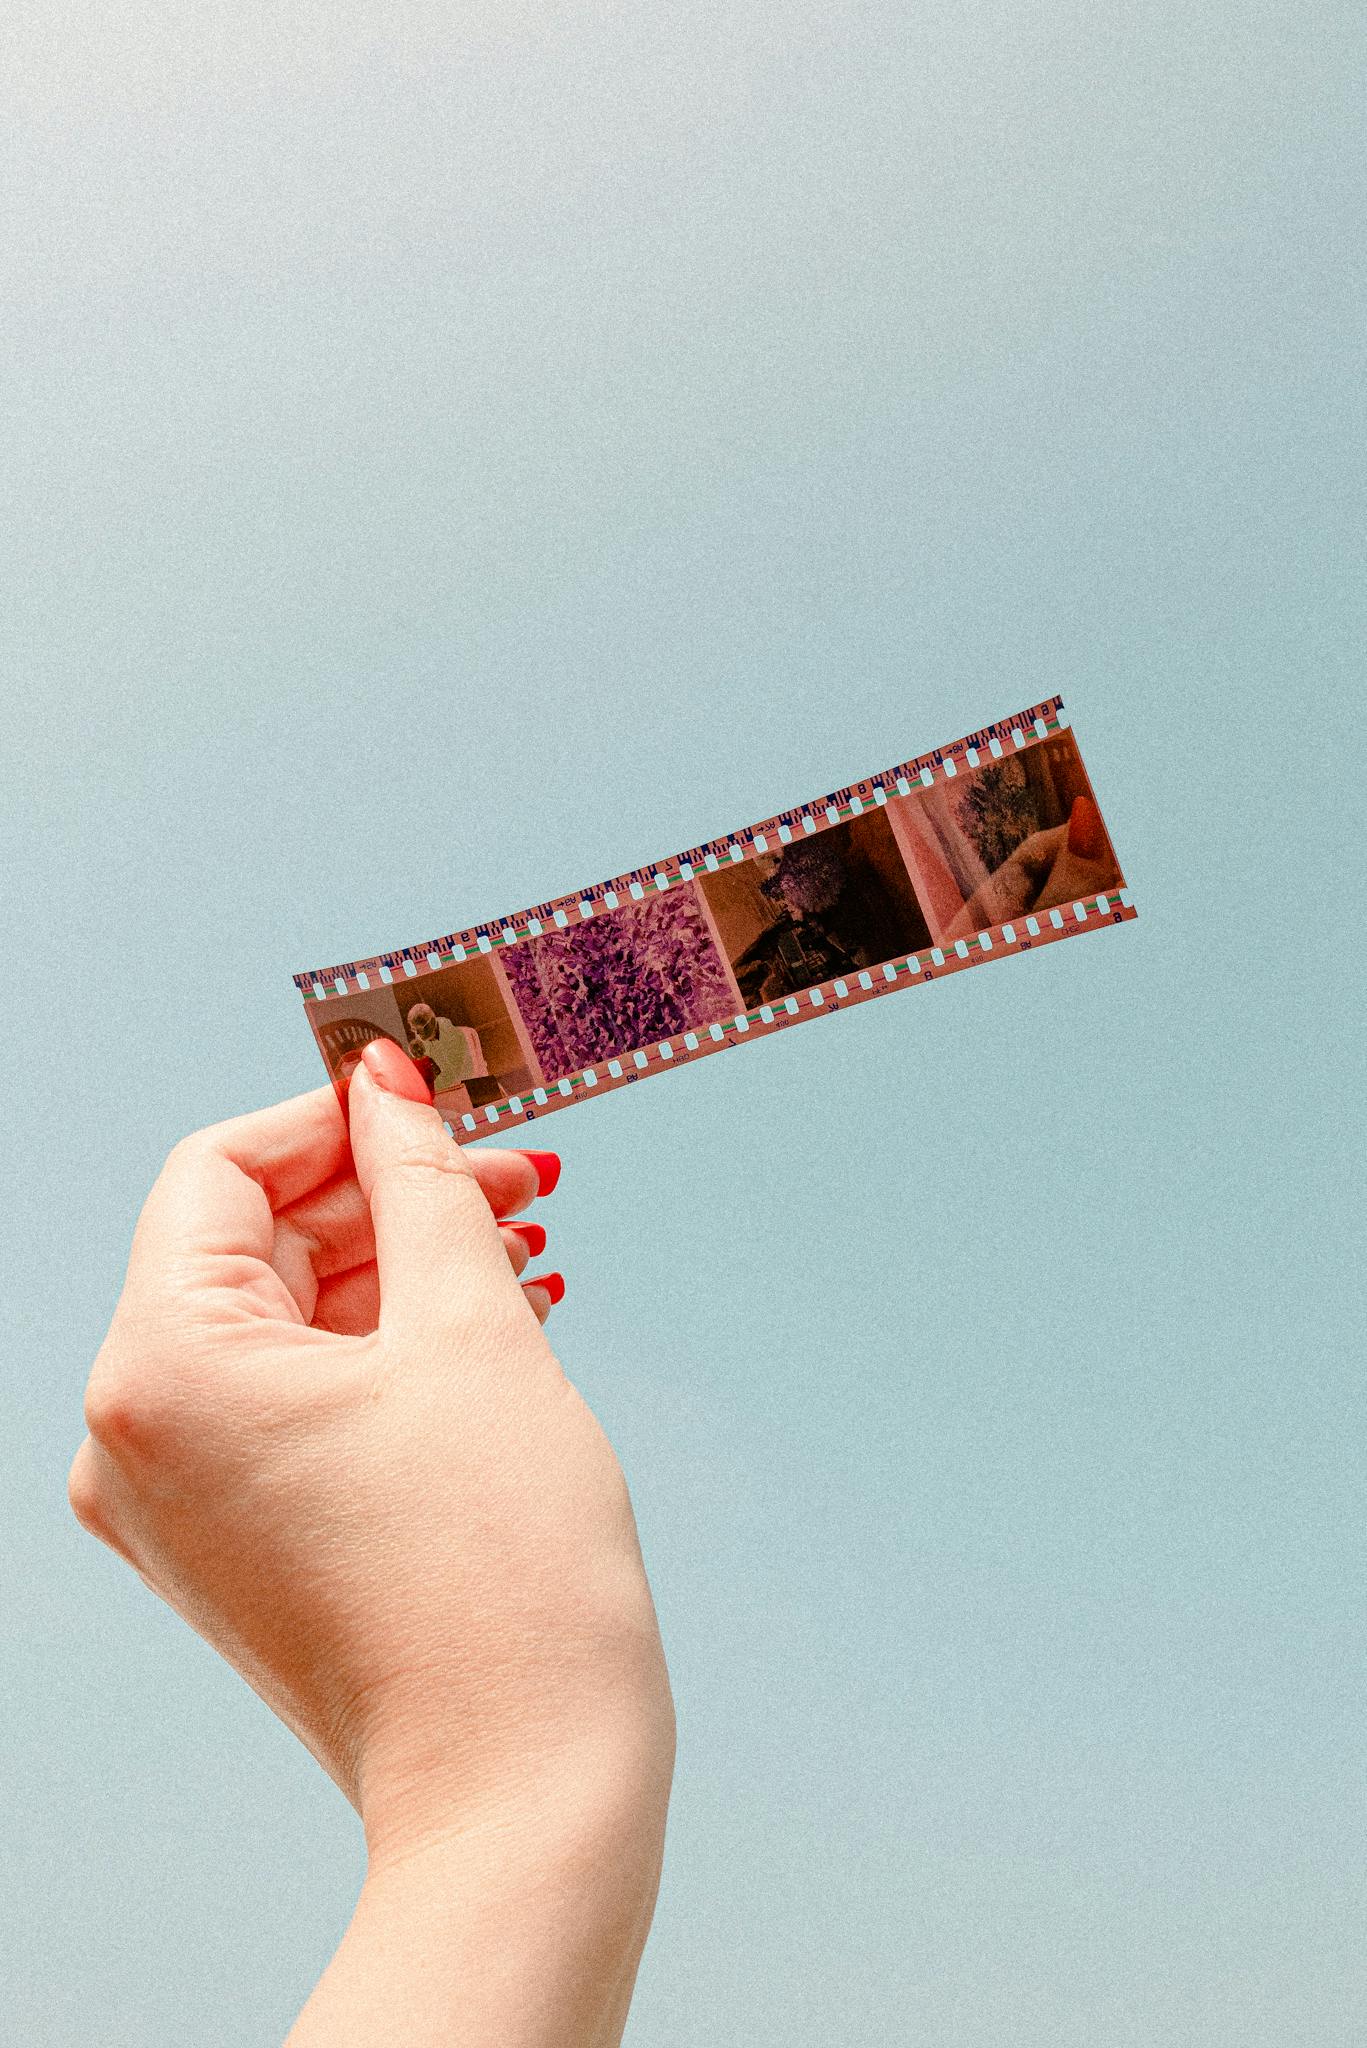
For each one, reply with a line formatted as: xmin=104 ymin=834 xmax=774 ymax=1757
xmin=399 ymin=992 xmax=522 ymax=1117
xmin=405 ymin=1002 xmax=487 ymax=1093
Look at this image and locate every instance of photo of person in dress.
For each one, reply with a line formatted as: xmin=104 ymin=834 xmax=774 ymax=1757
xmin=697 ymin=809 xmax=933 ymax=1007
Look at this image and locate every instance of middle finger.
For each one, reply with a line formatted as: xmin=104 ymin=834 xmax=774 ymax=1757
xmin=311 ymin=1219 xmax=547 ymax=1336
xmin=276 ymin=1146 xmax=552 ymax=1288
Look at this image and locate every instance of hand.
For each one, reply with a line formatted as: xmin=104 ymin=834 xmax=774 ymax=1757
xmin=942 ymin=794 xmax=1118 ymax=941
xmin=67 ymin=1046 xmax=675 ymax=1906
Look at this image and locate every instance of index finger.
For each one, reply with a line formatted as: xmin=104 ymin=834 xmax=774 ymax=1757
xmin=130 ymin=1084 xmax=352 ymax=1270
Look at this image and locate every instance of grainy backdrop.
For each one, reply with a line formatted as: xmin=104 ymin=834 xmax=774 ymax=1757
xmin=3 ymin=4 xmax=1363 ymax=2042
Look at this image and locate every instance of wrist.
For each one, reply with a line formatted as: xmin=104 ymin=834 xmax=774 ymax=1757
xmin=364 ymin=1731 xmax=672 ymax=2048
xmin=289 ymin=1711 xmax=674 ymax=2048
xmin=352 ymin=1602 xmax=677 ymax=1875
xmin=364 ymin=1695 xmax=675 ymax=1902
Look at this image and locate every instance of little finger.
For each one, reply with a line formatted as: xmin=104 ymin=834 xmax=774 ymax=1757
xmin=521 ymin=1271 xmax=566 ymax=1325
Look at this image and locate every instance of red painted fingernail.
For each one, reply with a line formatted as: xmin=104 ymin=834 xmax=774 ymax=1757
xmin=1066 ymin=793 xmax=1106 ymax=862
xmin=520 ymin=1151 xmax=561 ymax=1197
xmin=361 ymin=1037 xmax=434 ymax=1104
xmin=507 ymin=1221 xmax=547 ymax=1256
xmin=537 ymin=1271 xmax=566 ymax=1306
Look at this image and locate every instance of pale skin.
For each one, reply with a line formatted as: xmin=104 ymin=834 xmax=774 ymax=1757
xmin=67 ymin=1042 xmax=676 ymax=2045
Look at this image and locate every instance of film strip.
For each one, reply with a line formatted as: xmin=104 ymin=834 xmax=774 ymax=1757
xmin=295 ymin=697 xmax=1135 ymax=1140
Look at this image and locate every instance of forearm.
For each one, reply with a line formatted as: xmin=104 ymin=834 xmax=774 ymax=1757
xmin=284 ymin=1754 xmax=669 ymax=2048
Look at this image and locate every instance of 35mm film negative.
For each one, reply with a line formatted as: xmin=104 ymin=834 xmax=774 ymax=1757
xmin=295 ymin=697 xmax=1134 ymax=1140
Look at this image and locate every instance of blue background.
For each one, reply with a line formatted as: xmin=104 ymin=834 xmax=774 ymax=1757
xmin=4 ymin=4 xmax=1362 ymax=2041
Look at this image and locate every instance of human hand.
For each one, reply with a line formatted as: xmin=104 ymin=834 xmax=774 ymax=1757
xmin=67 ymin=1044 xmax=675 ymax=1905
xmin=942 ymin=794 xmax=1118 ymax=941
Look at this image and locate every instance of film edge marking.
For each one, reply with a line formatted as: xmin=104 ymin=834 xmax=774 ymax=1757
xmin=436 ymin=889 xmax=1136 ymax=1141
xmin=295 ymin=694 xmax=1067 ymax=995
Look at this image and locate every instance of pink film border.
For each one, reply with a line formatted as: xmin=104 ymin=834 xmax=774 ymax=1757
xmin=294 ymin=697 xmax=1136 ymax=1139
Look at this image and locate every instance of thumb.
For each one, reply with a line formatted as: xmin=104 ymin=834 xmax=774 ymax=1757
xmin=344 ymin=1040 xmax=511 ymax=1329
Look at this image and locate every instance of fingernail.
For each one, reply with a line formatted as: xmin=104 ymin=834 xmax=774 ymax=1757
xmin=507 ymin=1221 xmax=547 ymax=1256
xmin=537 ymin=1271 xmax=566 ymax=1306
xmin=1066 ymin=793 xmax=1106 ymax=862
xmin=361 ymin=1037 xmax=434 ymax=1104
xmin=519 ymin=1151 xmax=561 ymax=1197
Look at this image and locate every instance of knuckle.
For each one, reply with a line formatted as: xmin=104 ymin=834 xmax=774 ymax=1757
xmin=384 ymin=1139 xmax=476 ymax=1184
xmin=164 ymin=1128 xmax=211 ymax=1172
xmin=82 ymin=1372 xmax=139 ymax=1451
xmin=83 ymin=1344 xmax=168 ymax=1458
xmin=66 ymin=1441 xmax=109 ymax=1538
xmin=374 ymin=1147 xmax=485 ymax=1225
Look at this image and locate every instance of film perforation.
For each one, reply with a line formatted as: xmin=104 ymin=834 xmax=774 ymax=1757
xmin=295 ymin=700 xmax=1131 ymax=1139
xmin=293 ymin=693 xmax=1069 ymax=993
